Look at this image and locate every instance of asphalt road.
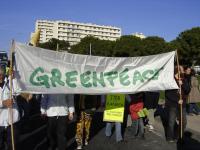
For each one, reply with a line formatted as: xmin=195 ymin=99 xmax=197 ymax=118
xmin=18 ymin=111 xmax=200 ymax=150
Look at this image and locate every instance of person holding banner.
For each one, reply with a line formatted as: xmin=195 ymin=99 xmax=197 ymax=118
xmin=41 ymin=94 xmax=75 ymax=150
xmin=165 ymin=66 xmax=189 ymax=142
xmin=0 ymin=67 xmax=21 ymax=150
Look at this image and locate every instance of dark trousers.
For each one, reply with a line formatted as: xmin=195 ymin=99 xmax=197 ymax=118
xmin=0 ymin=124 xmax=19 ymax=150
xmin=47 ymin=116 xmax=68 ymax=150
xmin=131 ymin=118 xmax=144 ymax=137
xmin=166 ymin=106 xmax=187 ymax=140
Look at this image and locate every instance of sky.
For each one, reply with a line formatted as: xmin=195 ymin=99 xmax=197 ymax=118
xmin=0 ymin=0 xmax=200 ymax=52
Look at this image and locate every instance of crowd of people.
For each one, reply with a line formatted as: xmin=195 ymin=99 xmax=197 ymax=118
xmin=0 ymin=65 xmax=200 ymax=150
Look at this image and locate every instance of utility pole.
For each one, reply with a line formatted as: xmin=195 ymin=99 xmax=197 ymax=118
xmin=89 ymin=43 xmax=92 ymax=55
xmin=56 ymin=43 xmax=59 ymax=51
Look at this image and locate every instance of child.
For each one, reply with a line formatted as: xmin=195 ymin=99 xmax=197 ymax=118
xmin=129 ymin=93 xmax=147 ymax=139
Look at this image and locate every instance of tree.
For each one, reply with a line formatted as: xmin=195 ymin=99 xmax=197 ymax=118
xmin=38 ymin=38 xmax=70 ymax=51
xmin=113 ymin=35 xmax=143 ymax=56
xmin=69 ymin=36 xmax=115 ymax=56
xmin=69 ymin=35 xmax=172 ymax=57
xmin=171 ymin=27 xmax=200 ymax=65
xmin=142 ymin=36 xmax=171 ymax=55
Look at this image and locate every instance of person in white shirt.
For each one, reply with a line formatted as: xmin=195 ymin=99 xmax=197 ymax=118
xmin=41 ymin=94 xmax=75 ymax=150
xmin=0 ymin=67 xmax=20 ymax=150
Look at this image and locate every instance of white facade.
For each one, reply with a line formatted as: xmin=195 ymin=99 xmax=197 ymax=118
xmin=132 ymin=32 xmax=146 ymax=39
xmin=33 ymin=20 xmax=121 ymax=45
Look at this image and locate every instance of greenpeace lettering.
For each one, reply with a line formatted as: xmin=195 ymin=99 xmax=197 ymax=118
xmin=30 ymin=67 xmax=161 ymax=88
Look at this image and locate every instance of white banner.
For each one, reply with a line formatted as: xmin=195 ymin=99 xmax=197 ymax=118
xmin=14 ymin=42 xmax=178 ymax=94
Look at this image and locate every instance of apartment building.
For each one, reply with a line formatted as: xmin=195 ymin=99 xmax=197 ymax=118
xmin=32 ymin=20 xmax=122 ymax=45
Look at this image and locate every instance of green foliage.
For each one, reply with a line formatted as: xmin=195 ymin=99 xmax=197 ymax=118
xmin=69 ymin=36 xmax=115 ymax=56
xmin=69 ymin=35 xmax=172 ymax=57
xmin=38 ymin=38 xmax=70 ymax=51
xmin=113 ymin=35 xmax=143 ymax=56
xmin=37 ymin=27 xmax=200 ymax=66
xmin=142 ymin=36 xmax=172 ymax=55
xmin=172 ymin=27 xmax=200 ymax=65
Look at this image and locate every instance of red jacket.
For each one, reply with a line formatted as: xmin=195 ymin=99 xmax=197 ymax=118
xmin=129 ymin=99 xmax=144 ymax=120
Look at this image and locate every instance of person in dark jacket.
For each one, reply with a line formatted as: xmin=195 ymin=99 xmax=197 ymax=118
xmin=165 ymin=66 xmax=190 ymax=142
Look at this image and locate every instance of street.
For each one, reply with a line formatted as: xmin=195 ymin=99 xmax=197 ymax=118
xmin=18 ymin=112 xmax=200 ymax=150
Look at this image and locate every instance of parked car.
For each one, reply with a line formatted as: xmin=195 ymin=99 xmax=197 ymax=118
xmin=193 ymin=66 xmax=200 ymax=75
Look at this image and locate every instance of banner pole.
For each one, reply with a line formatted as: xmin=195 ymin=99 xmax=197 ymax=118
xmin=56 ymin=43 xmax=59 ymax=51
xmin=9 ymin=40 xmax=15 ymax=150
xmin=175 ymin=50 xmax=183 ymax=140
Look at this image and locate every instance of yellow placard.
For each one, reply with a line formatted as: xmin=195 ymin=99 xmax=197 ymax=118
xmin=103 ymin=94 xmax=125 ymax=123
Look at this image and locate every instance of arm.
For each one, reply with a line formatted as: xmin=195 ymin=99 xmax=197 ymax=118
xmin=40 ymin=94 xmax=48 ymax=115
xmin=0 ymin=99 xmax=3 ymax=108
xmin=67 ymin=94 xmax=75 ymax=120
xmin=1 ymin=81 xmax=13 ymax=108
xmin=67 ymin=94 xmax=75 ymax=114
xmin=125 ymin=95 xmax=131 ymax=103
xmin=101 ymin=95 xmax=106 ymax=106
xmin=12 ymin=78 xmax=21 ymax=96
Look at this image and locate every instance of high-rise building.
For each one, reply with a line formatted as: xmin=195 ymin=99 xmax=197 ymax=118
xmin=31 ymin=20 xmax=122 ymax=45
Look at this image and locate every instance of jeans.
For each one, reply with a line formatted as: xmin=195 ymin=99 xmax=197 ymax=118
xmin=147 ymin=109 xmax=156 ymax=125
xmin=47 ymin=116 xmax=68 ymax=150
xmin=166 ymin=106 xmax=187 ymax=140
xmin=189 ymin=103 xmax=200 ymax=114
xmin=105 ymin=122 xmax=122 ymax=142
xmin=131 ymin=118 xmax=144 ymax=137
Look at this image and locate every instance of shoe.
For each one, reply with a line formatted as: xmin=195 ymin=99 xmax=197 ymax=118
xmin=148 ymin=125 xmax=154 ymax=131
xmin=85 ymin=140 xmax=88 ymax=146
xmin=188 ymin=113 xmax=195 ymax=116
xmin=77 ymin=145 xmax=82 ymax=149
xmin=106 ymin=135 xmax=111 ymax=139
xmin=117 ymin=140 xmax=127 ymax=144
xmin=138 ymin=135 xmax=145 ymax=140
xmin=167 ymin=139 xmax=175 ymax=143
xmin=125 ymin=134 xmax=137 ymax=139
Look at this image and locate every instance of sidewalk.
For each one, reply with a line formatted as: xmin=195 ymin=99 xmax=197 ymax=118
xmin=187 ymin=115 xmax=200 ymax=133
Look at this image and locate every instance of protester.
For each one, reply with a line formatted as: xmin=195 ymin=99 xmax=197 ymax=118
xmin=144 ymin=91 xmax=160 ymax=131
xmin=128 ymin=93 xmax=147 ymax=139
xmin=75 ymin=95 xmax=97 ymax=150
xmin=184 ymin=66 xmax=192 ymax=87
xmin=41 ymin=94 xmax=75 ymax=150
xmin=16 ymin=93 xmax=33 ymax=120
xmin=0 ymin=67 xmax=21 ymax=150
xmin=165 ymin=66 xmax=190 ymax=142
xmin=188 ymin=69 xmax=200 ymax=115
xmin=102 ymin=95 xmax=124 ymax=143
xmin=183 ymin=66 xmax=194 ymax=114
